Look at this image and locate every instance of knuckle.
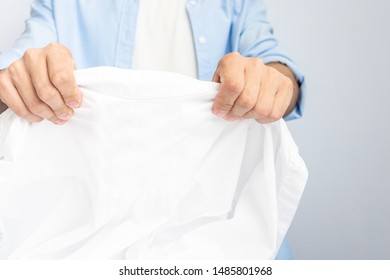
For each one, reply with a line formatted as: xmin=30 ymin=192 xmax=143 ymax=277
xmin=225 ymin=81 xmax=244 ymax=94
xmin=23 ymin=48 xmax=38 ymax=62
xmin=50 ymin=70 xmax=72 ymax=88
xmin=36 ymin=85 xmax=56 ymax=102
xmin=251 ymin=58 xmax=264 ymax=69
xmin=14 ymin=108 xmax=27 ymax=118
xmin=221 ymin=103 xmax=233 ymax=112
xmin=28 ymin=100 xmax=47 ymax=115
xmin=7 ymin=62 xmax=20 ymax=77
xmin=237 ymin=95 xmax=255 ymax=110
xmin=228 ymin=51 xmax=240 ymax=59
xmin=46 ymin=42 xmax=70 ymax=56
xmin=254 ymin=105 xmax=272 ymax=119
xmin=218 ymin=58 xmax=228 ymax=67
xmin=48 ymin=116 xmax=60 ymax=123
xmin=13 ymin=107 xmax=32 ymax=120
xmin=53 ymin=105 xmax=69 ymax=114
xmin=54 ymin=106 xmax=72 ymax=117
xmin=269 ymin=111 xmax=283 ymax=121
xmin=214 ymin=99 xmax=233 ymax=112
xmin=220 ymin=52 xmax=241 ymax=66
xmin=47 ymin=42 xmax=61 ymax=51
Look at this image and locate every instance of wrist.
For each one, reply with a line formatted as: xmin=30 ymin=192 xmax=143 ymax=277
xmin=0 ymin=100 xmax=7 ymax=114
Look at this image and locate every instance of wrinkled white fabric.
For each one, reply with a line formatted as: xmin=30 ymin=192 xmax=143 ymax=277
xmin=0 ymin=67 xmax=308 ymax=259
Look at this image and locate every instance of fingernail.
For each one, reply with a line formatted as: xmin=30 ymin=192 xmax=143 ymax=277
xmin=58 ymin=113 xmax=70 ymax=120
xmin=54 ymin=119 xmax=67 ymax=125
xmin=224 ymin=115 xmax=237 ymax=121
xmin=68 ymin=101 xmax=79 ymax=109
xmin=214 ymin=110 xmax=227 ymax=118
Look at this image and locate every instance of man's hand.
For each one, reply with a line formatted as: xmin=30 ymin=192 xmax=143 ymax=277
xmin=212 ymin=52 xmax=299 ymax=124
xmin=0 ymin=43 xmax=81 ymax=124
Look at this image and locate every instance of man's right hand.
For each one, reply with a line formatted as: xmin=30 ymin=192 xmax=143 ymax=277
xmin=0 ymin=43 xmax=81 ymax=125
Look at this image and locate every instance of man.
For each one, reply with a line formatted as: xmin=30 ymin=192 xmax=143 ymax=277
xmin=0 ymin=0 xmax=305 ymax=258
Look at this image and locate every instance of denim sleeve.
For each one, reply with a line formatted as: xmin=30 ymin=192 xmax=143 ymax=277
xmin=0 ymin=0 xmax=57 ymax=70
xmin=236 ymin=0 xmax=306 ymax=121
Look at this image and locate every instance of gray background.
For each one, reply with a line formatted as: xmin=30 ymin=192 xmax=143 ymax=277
xmin=1 ymin=0 xmax=389 ymax=259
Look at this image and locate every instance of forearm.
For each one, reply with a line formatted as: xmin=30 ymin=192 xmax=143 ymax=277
xmin=266 ymin=62 xmax=300 ymax=117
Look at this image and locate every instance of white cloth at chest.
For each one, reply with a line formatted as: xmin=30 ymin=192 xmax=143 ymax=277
xmin=0 ymin=67 xmax=308 ymax=259
xmin=133 ymin=0 xmax=198 ymax=78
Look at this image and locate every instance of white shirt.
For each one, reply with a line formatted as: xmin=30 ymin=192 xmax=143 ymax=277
xmin=133 ymin=0 xmax=198 ymax=78
xmin=0 ymin=67 xmax=307 ymax=259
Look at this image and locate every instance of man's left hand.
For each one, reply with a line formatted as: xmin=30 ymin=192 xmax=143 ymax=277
xmin=212 ymin=52 xmax=297 ymax=124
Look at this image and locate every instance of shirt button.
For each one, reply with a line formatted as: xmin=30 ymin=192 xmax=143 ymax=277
xmin=198 ymin=36 xmax=207 ymax=44
xmin=189 ymin=0 xmax=197 ymax=6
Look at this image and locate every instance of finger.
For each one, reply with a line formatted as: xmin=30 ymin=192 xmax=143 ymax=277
xmin=24 ymin=49 xmax=74 ymax=121
xmin=254 ymin=82 xmax=292 ymax=124
xmin=266 ymin=82 xmax=293 ymax=123
xmin=46 ymin=43 xmax=81 ymax=108
xmin=9 ymin=60 xmax=61 ymax=123
xmin=242 ymin=68 xmax=278 ymax=121
xmin=0 ymin=70 xmax=42 ymax=122
xmin=212 ymin=68 xmax=221 ymax=83
xmin=225 ymin=67 xmax=261 ymax=119
xmin=212 ymin=57 xmax=245 ymax=118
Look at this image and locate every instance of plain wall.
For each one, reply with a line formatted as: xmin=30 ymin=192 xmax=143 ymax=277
xmin=0 ymin=0 xmax=33 ymax=51
xmin=265 ymin=0 xmax=390 ymax=259
xmin=1 ymin=0 xmax=389 ymax=259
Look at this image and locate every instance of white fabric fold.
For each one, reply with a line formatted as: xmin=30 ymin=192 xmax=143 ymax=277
xmin=0 ymin=67 xmax=307 ymax=259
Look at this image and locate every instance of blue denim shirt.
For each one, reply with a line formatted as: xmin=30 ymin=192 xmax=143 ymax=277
xmin=0 ymin=0 xmax=305 ymax=121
